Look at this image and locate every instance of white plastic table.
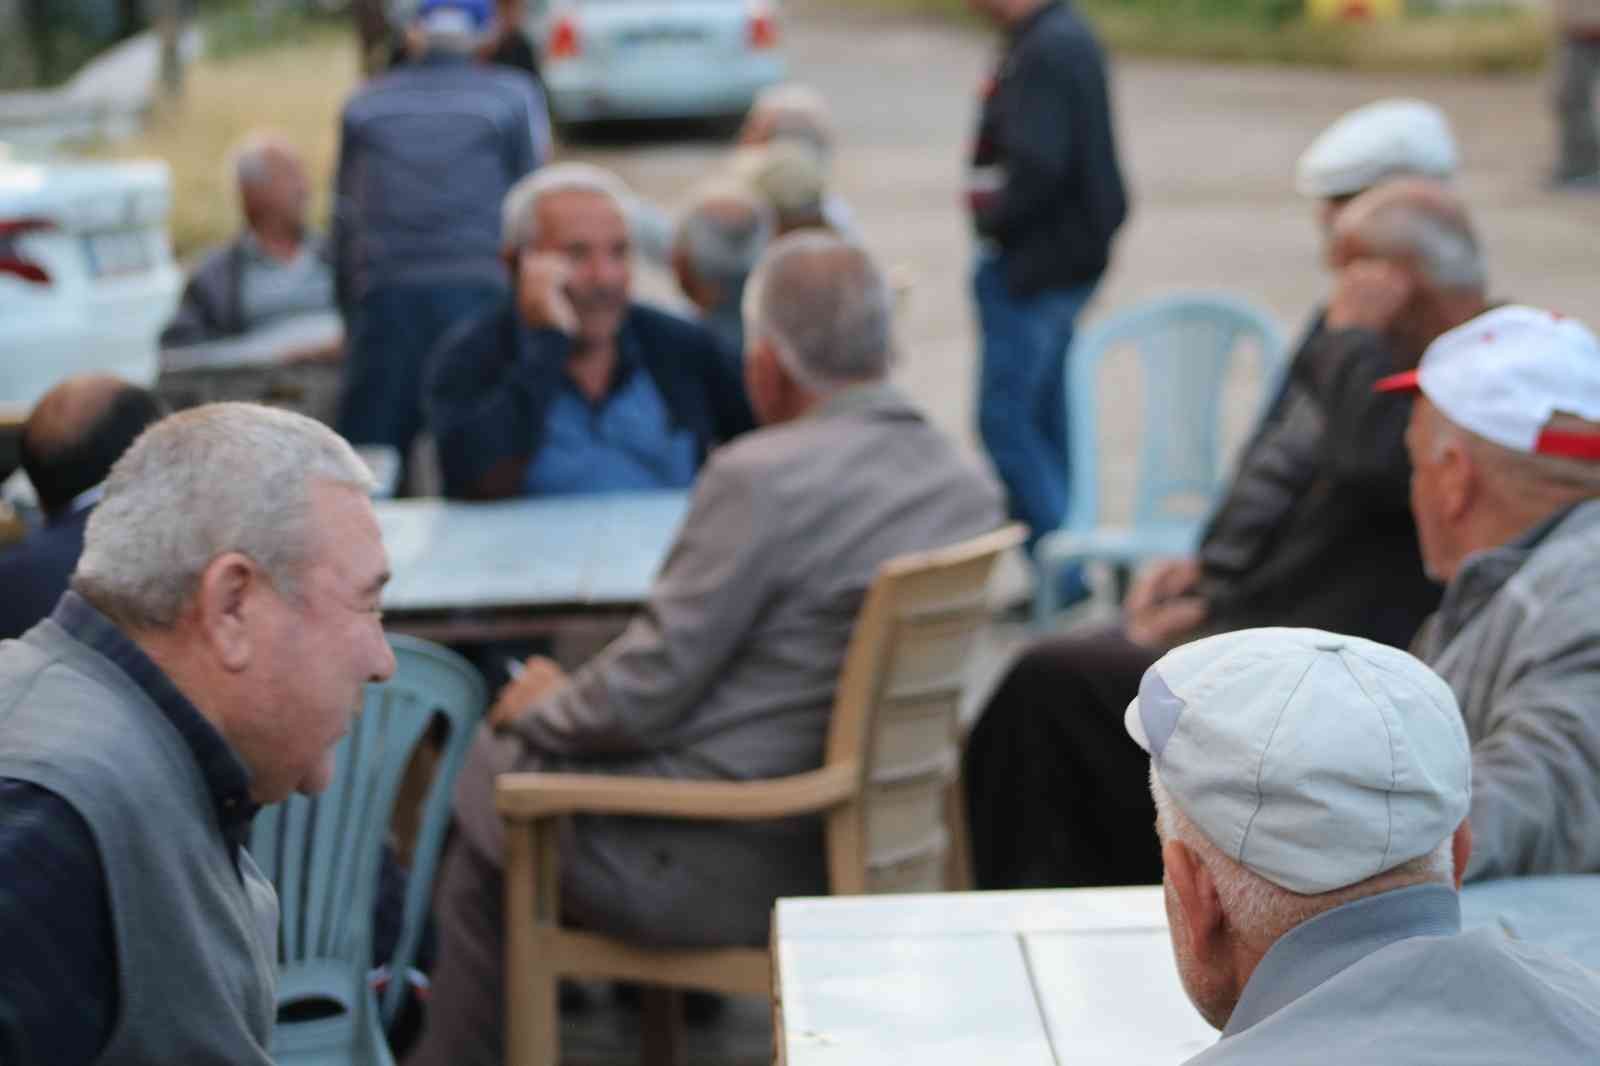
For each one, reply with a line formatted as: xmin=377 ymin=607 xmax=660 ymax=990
xmin=375 ymin=490 xmax=689 ymax=643
xmin=772 ymin=887 xmax=1218 ymax=1066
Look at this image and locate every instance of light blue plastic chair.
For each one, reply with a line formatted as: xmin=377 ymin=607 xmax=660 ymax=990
xmin=1461 ymin=875 xmax=1600 ymax=970
xmin=1034 ymin=292 xmax=1287 ymax=628
xmin=250 ymin=635 xmax=488 ymax=1066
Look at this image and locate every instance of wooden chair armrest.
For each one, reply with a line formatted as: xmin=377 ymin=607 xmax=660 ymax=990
xmin=496 ymin=762 xmax=859 ymax=823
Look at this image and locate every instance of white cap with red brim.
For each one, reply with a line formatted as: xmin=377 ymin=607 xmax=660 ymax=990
xmin=1375 ymin=305 xmax=1600 ymax=461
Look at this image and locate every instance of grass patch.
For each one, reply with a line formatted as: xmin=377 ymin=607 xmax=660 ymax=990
xmin=838 ymin=0 xmax=1548 ymax=72
xmin=88 ymin=25 xmax=360 ymax=260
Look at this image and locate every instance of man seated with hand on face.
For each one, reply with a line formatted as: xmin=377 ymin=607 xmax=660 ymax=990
xmin=405 ymin=234 xmax=1003 ymax=1066
xmin=1131 ymin=628 xmax=1600 ymax=1064
xmin=427 ymin=164 xmax=753 ymax=499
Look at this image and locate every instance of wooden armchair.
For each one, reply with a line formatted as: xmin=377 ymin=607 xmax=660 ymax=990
xmin=495 ymin=523 xmax=1025 ymax=1066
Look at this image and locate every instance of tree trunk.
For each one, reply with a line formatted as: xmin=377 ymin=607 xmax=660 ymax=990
xmin=350 ymin=0 xmax=392 ymax=76
xmin=155 ymin=0 xmax=181 ymax=96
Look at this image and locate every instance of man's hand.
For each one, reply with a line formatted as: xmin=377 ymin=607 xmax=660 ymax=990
xmin=488 ymin=656 xmax=570 ymax=732
xmin=1325 ymin=259 xmax=1415 ymax=334
xmin=1123 ymin=557 xmax=1208 ymax=650
xmin=515 ymin=252 xmax=580 ymax=335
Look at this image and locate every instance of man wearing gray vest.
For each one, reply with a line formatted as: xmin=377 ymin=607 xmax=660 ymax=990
xmin=0 ymin=403 xmax=396 ymax=1065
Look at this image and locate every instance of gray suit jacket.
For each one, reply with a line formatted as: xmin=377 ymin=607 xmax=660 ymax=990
xmin=456 ymin=383 xmax=1003 ymax=946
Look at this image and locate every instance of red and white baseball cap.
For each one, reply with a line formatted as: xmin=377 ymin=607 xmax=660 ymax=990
xmin=1376 ymin=305 xmax=1600 ymax=461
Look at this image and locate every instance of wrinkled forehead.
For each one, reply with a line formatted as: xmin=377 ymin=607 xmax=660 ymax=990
xmin=538 ymin=189 xmax=627 ymax=243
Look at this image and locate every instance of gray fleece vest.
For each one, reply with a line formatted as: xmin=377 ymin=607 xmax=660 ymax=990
xmin=0 ymin=619 xmax=278 ymax=1065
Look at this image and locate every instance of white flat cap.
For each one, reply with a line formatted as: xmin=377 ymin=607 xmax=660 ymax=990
xmin=1295 ymin=99 xmax=1459 ymax=199
xmin=1127 ymin=627 xmax=1471 ymax=895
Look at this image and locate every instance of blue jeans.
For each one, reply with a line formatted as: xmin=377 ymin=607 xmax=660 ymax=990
xmin=973 ymin=255 xmax=1095 ymax=554
xmin=337 ymin=280 xmax=503 ymax=469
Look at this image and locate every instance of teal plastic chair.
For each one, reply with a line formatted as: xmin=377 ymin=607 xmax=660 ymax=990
xmin=1461 ymin=875 xmax=1600 ymax=970
xmin=1034 ymin=292 xmax=1287 ymax=627
xmin=250 ymin=635 xmax=488 ymax=1066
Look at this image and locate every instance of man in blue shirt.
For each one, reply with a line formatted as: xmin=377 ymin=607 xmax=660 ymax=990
xmin=1128 ymin=628 xmax=1600 ymax=1064
xmin=428 ymin=163 xmax=753 ymax=499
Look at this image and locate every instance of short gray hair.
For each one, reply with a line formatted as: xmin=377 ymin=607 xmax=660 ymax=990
xmin=675 ymin=183 xmax=775 ymax=291
xmin=749 ymin=83 xmax=834 ymax=156
xmin=501 ymin=163 xmax=631 ymax=252
xmin=1428 ymin=406 xmax=1600 ymax=498
xmin=74 ymin=403 xmax=375 ymax=630
xmin=744 ymin=232 xmax=893 ymax=392
xmin=230 ymin=131 xmax=291 ymax=190
xmin=1343 ymin=194 xmax=1486 ymax=292
xmin=1151 ymin=770 xmax=1453 ymax=950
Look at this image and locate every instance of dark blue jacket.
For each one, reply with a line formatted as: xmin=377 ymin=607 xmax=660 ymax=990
xmin=426 ymin=300 xmax=755 ymax=499
xmin=0 ymin=507 xmax=90 ymax=642
xmin=331 ymin=54 xmax=548 ymax=308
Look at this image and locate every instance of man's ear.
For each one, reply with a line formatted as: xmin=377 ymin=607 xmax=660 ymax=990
xmin=1438 ymin=439 xmax=1476 ymax=525
xmin=1165 ymin=839 xmax=1225 ymax=960
xmin=195 ymin=552 xmax=263 ymax=673
xmin=1452 ymin=818 xmax=1473 ymax=890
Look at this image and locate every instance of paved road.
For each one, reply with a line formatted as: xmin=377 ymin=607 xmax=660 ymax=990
xmin=543 ymin=5 xmax=1600 ymax=1061
xmin=575 ymin=0 xmax=1599 ymax=467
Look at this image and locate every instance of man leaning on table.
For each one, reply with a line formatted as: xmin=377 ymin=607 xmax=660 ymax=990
xmin=405 ymin=233 xmax=1004 ymax=1066
xmin=427 ymin=163 xmax=754 ymax=500
xmin=1132 ymin=628 xmax=1600 ymax=1065
xmin=0 ymin=403 xmax=396 ymax=1065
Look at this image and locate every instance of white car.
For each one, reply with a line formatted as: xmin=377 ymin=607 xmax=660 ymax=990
xmin=0 ymin=144 xmax=181 ymax=421
xmin=529 ymin=0 xmax=787 ymax=125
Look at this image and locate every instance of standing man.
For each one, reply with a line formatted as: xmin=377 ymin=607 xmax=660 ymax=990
xmin=1551 ymin=0 xmax=1600 ymax=189
xmin=965 ymin=0 xmax=1128 ymax=575
xmin=332 ymin=0 xmax=549 ymax=480
xmin=0 ymin=403 xmax=395 ymax=1064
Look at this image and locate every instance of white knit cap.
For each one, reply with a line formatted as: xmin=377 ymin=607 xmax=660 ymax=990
xmin=1296 ymin=99 xmax=1459 ymax=199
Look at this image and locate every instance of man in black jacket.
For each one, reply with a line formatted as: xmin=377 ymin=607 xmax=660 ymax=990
xmin=965 ymin=179 xmax=1486 ymax=891
xmin=427 ymin=164 xmax=753 ymax=500
xmin=966 ymin=0 xmax=1128 ymax=570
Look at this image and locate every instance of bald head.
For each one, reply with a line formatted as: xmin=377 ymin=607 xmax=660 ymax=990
xmin=21 ymin=376 xmax=164 ymax=516
xmin=231 ymin=131 xmax=310 ymax=236
xmin=1332 ymin=178 xmax=1484 ymax=293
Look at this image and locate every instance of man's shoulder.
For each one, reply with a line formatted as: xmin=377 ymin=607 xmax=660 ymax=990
xmin=1022 ymin=3 xmax=1105 ymax=60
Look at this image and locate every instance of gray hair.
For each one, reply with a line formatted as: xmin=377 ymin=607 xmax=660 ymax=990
xmin=1428 ymin=406 xmax=1600 ymax=497
xmin=74 ymin=403 xmax=375 ymax=631
xmin=501 ymin=163 xmax=631 ymax=252
xmin=750 ymin=83 xmax=834 ymax=156
xmin=744 ymin=232 xmax=893 ymax=392
xmin=1151 ymin=770 xmax=1453 ymax=950
xmin=1345 ymin=196 xmax=1486 ymax=292
xmin=416 ymin=7 xmax=485 ymax=53
xmin=230 ymin=131 xmax=291 ymax=190
xmin=675 ymin=184 xmax=775 ymax=292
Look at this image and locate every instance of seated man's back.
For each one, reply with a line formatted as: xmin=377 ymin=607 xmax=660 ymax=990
xmin=409 ymin=234 xmax=1003 ymax=1066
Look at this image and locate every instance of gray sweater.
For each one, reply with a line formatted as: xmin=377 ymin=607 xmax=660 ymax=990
xmin=1414 ymin=498 xmax=1600 ymax=881
xmin=0 ymin=612 xmax=278 ymax=1064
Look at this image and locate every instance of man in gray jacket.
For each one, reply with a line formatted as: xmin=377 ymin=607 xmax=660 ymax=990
xmin=1382 ymin=304 xmax=1600 ymax=879
xmin=407 ymin=234 xmax=1004 ymax=1066
xmin=0 ymin=403 xmax=396 ymax=1064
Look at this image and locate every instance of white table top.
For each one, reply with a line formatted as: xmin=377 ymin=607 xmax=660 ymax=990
xmin=375 ymin=490 xmax=689 ymax=613
xmin=160 ymin=311 xmax=343 ymax=372
xmin=774 ymin=887 xmax=1218 ymax=1066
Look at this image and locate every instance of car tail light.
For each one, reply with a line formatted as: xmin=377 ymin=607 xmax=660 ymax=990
xmin=747 ymin=6 xmax=779 ymax=49
xmin=0 ymin=218 xmax=54 ymax=285
xmin=549 ymin=16 xmax=581 ymax=60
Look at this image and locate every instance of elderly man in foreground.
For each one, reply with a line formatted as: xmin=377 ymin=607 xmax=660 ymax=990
xmin=1383 ymin=304 xmax=1600 ymax=879
xmin=428 ymin=163 xmax=753 ymax=499
xmin=0 ymin=403 xmax=396 ymax=1065
xmin=1130 ymin=628 xmax=1600 ymax=1063
xmin=407 ymin=234 xmax=1003 ymax=1066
